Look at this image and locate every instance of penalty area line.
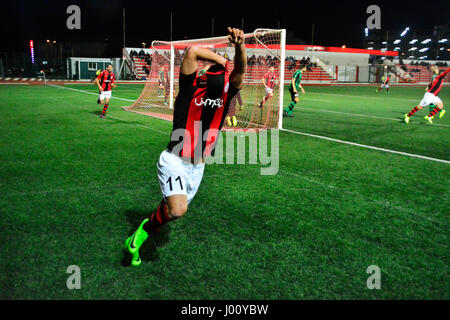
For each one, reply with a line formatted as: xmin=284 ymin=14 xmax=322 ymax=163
xmin=281 ymin=128 xmax=450 ymax=164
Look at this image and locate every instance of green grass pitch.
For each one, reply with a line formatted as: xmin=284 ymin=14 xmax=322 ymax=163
xmin=0 ymin=83 xmax=448 ymax=299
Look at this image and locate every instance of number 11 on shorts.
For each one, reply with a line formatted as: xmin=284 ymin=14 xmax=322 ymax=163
xmin=166 ymin=176 xmax=183 ymax=192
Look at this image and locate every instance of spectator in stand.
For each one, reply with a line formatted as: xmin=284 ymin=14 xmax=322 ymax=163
xmin=248 ymin=54 xmax=256 ymax=66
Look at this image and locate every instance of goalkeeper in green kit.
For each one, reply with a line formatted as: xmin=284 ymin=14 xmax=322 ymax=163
xmin=284 ymin=64 xmax=307 ymax=117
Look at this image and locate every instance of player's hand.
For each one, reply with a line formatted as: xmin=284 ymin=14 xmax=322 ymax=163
xmin=227 ymin=27 xmax=244 ymax=46
xmin=301 ymin=88 xmax=305 ymax=94
xmin=112 ymin=84 xmax=116 ymax=88
xmin=98 ymin=87 xmax=104 ymax=92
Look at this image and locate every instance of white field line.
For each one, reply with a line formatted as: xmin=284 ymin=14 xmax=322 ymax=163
xmin=47 ymin=84 xmax=449 ymax=164
xmin=64 ymin=85 xmax=143 ymax=91
xmin=307 ymin=91 xmax=422 ymax=103
xmin=281 ymin=128 xmax=450 ymax=164
xmin=243 ymin=98 xmax=450 ymax=128
xmin=300 ymin=107 xmax=450 ymax=128
xmin=301 ymin=98 xmax=332 ymax=102
xmin=0 ymin=83 xmax=29 ymax=85
xmin=47 ymin=84 xmax=170 ymax=135
xmin=47 ymin=83 xmax=135 ymax=102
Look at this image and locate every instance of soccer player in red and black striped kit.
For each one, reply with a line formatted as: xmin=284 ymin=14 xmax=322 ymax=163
xmin=404 ymin=66 xmax=449 ymax=124
xmin=377 ymin=74 xmax=390 ymax=93
xmin=94 ymin=64 xmax=116 ymax=118
xmin=258 ymin=66 xmax=278 ymax=107
xmin=124 ymin=27 xmax=247 ymax=266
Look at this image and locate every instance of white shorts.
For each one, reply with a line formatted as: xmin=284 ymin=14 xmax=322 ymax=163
xmin=99 ymin=91 xmax=112 ymax=100
xmin=381 ymin=84 xmax=389 ymax=89
xmin=157 ymin=150 xmax=205 ymax=204
xmin=419 ymin=92 xmax=442 ymax=107
xmin=265 ymin=87 xmax=273 ymax=95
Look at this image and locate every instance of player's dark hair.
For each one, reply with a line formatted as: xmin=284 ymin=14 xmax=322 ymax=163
xmin=207 ymin=63 xmax=225 ymax=73
xmin=107 ymin=64 xmax=113 ymax=67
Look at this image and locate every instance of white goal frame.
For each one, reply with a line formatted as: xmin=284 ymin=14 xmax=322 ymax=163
xmin=150 ymin=28 xmax=286 ymax=130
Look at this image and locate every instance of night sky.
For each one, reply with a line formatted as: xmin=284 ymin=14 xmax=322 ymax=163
xmin=1 ymin=0 xmax=449 ymax=54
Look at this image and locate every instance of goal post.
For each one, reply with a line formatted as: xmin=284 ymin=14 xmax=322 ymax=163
xmin=123 ymin=28 xmax=286 ymax=130
xmin=278 ymin=29 xmax=286 ymax=130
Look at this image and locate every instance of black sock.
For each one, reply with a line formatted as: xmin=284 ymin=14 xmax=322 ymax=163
xmin=143 ymin=199 xmax=171 ymax=234
xmin=102 ymin=104 xmax=108 ymax=115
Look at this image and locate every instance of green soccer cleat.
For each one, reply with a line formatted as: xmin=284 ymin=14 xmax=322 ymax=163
xmin=404 ymin=114 xmax=410 ymax=124
xmin=439 ymin=109 xmax=446 ymax=119
xmin=124 ymin=218 xmax=149 ymax=266
xmin=424 ymin=115 xmax=433 ymax=124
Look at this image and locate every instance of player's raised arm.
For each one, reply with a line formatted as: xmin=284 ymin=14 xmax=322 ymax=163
xmin=228 ymin=27 xmax=247 ymax=89
xmin=436 ymin=68 xmax=450 ymax=79
xmin=180 ymin=46 xmax=227 ymax=76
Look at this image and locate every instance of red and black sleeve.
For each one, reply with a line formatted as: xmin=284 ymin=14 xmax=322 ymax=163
xmin=437 ymin=68 xmax=450 ymax=79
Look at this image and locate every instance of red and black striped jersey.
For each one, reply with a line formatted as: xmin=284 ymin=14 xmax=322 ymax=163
xmin=427 ymin=68 xmax=450 ymax=96
xmin=167 ymin=63 xmax=239 ymax=161
xmin=263 ymin=72 xmax=277 ymax=89
xmin=97 ymin=70 xmax=115 ymax=91
xmin=384 ymin=76 xmax=390 ymax=84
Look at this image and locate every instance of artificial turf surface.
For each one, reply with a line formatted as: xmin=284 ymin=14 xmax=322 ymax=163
xmin=0 ymin=83 xmax=448 ymax=299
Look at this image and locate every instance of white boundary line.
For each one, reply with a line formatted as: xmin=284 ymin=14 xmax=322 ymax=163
xmin=300 ymin=106 xmax=450 ymax=128
xmin=0 ymin=83 xmax=29 ymax=85
xmin=307 ymin=91 xmax=421 ymax=103
xmin=47 ymin=83 xmax=450 ymax=164
xmin=281 ymin=128 xmax=450 ymax=164
xmin=243 ymin=98 xmax=450 ymax=128
xmin=47 ymin=83 xmax=135 ymax=102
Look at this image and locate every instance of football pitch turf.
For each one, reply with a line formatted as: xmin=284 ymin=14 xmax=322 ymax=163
xmin=0 ymin=83 xmax=448 ymax=299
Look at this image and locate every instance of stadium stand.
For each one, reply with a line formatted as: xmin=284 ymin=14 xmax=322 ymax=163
xmin=397 ymin=64 xmax=450 ymax=83
xmin=128 ymin=53 xmax=333 ymax=83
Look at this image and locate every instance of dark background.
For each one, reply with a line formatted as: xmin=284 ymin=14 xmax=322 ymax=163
xmin=1 ymin=0 xmax=449 ymax=56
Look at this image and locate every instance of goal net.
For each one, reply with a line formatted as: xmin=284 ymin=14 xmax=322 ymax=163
xmin=123 ymin=29 xmax=286 ymax=130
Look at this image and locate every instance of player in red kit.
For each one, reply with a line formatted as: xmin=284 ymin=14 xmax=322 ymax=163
xmin=124 ymin=27 xmax=247 ymax=266
xmin=94 ymin=64 xmax=116 ymax=118
xmin=404 ymin=66 xmax=449 ymax=124
xmin=377 ymin=74 xmax=390 ymax=93
xmin=258 ymin=66 xmax=278 ymax=108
